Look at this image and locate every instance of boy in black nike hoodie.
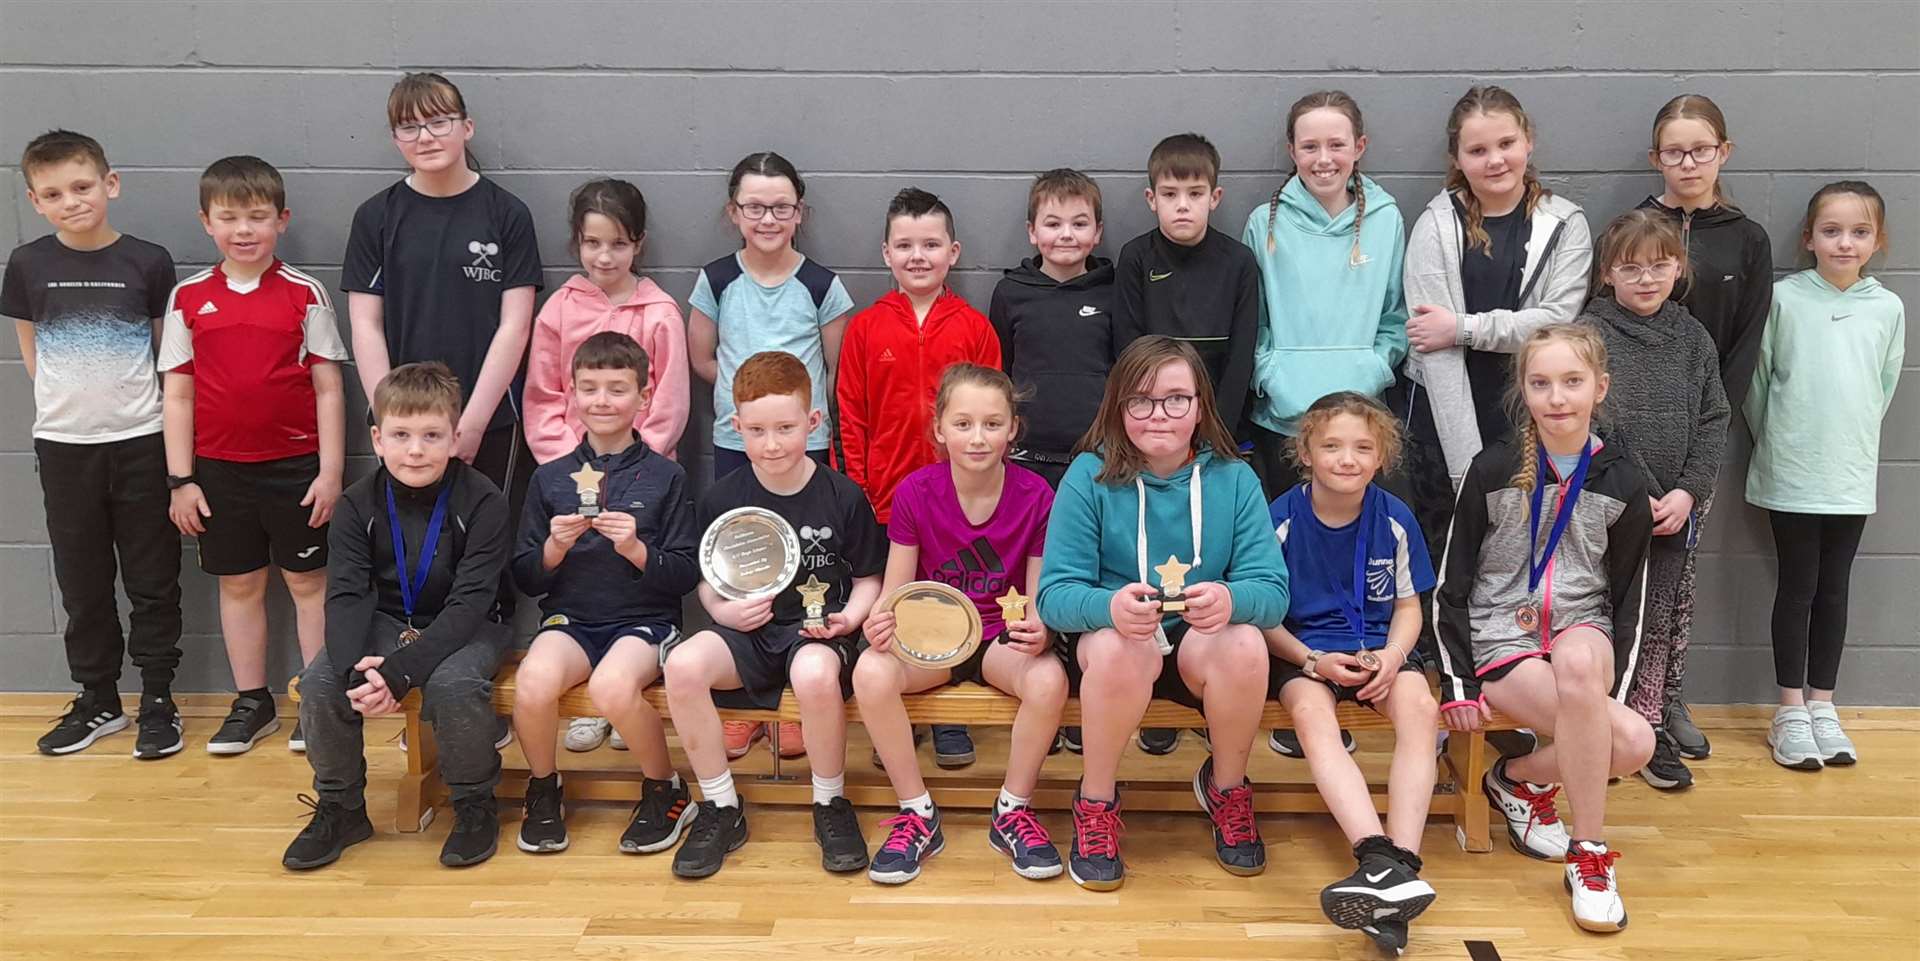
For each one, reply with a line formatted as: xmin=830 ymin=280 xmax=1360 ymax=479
xmin=283 ymin=363 xmax=514 ymax=873
xmin=990 ymin=168 xmax=1118 ymax=488
xmin=1113 ymin=133 xmax=1262 ymax=440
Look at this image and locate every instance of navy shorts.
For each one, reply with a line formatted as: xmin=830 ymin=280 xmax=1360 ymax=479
xmin=1270 ymin=654 xmax=1423 ymax=710
xmin=538 ymin=614 xmax=677 ymax=668
xmin=668 ymin=621 xmax=857 ymax=711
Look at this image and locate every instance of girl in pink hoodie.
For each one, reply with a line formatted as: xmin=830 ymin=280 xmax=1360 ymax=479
xmin=525 ymin=179 xmax=690 ymax=464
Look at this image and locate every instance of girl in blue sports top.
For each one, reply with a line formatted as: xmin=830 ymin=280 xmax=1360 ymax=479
xmin=1264 ymin=392 xmax=1437 ymax=956
xmin=687 ymin=151 xmax=854 ymax=482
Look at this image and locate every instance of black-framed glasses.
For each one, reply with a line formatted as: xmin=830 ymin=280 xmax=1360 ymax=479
xmin=394 ymin=115 xmax=463 ymax=142
xmin=1124 ymin=393 xmax=1195 ymax=420
xmin=1656 ymin=144 xmax=1722 ymax=167
xmin=1609 ymin=261 xmax=1680 ymax=284
xmin=735 ymin=202 xmax=800 ymax=221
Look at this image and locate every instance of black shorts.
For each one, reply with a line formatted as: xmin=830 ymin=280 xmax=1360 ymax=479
xmin=1065 ymin=621 xmax=1201 ymax=709
xmin=538 ymin=614 xmax=677 ymax=668
xmin=1477 ymin=651 xmax=1548 ymax=685
xmin=194 ymin=454 xmax=327 ymax=576
xmin=671 ymin=621 xmax=857 ymax=711
xmin=1270 ymin=654 xmax=1423 ymax=709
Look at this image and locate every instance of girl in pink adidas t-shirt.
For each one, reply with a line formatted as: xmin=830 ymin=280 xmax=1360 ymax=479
xmin=853 ymin=363 xmax=1067 ymax=886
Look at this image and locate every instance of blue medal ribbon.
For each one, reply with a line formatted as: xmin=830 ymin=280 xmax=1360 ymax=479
xmin=1527 ymin=440 xmax=1593 ymax=596
xmin=1341 ymin=484 xmax=1377 ymax=646
xmin=386 ymin=479 xmax=452 ymax=622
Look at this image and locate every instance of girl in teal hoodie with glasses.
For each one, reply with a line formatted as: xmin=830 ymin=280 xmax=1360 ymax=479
xmin=1243 ymin=90 xmax=1409 ymax=500
xmin=1037 ymin=336 xmax=1289 ymax=893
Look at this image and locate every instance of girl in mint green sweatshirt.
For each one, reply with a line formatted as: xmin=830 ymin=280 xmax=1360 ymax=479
xmin=1242 ymin=90 xmax=1408 ymax=499
xmin=1036 ymin=335 xmax=1289 ymax=892
xmin=1747 ymin=182 xmax=1905 ymax=772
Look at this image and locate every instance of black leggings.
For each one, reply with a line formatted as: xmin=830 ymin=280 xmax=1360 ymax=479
xmin=1767 ymin=511 xmax=1867 ymax=691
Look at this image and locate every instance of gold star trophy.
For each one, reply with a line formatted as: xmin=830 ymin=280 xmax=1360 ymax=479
xmin=996 ymin=585 xmax=1029 ymax=642
xmin=796 ymin=574 xmax=830 ymax=630
xmin=1153 ymin=554 xmax=1192 ymax=613
xmin=569 ymin=462 xmax=605 ymax=518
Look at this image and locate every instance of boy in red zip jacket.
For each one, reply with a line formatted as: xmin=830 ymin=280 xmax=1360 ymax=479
xmin=837 ymin=188 xmax=1001 ymax=528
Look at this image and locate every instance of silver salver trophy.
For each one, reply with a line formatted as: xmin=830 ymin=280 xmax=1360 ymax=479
xmin=699 ymin=507 xmax=802 ymax=602
xmin=881 ymin=580 xmax=983 ymax=671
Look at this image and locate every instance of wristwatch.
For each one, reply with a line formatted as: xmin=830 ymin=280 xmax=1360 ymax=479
xmin=166 ymin=473 xmax=197 ymax=490
xmin=1303 ymin=649 xmax=1327 ymax=680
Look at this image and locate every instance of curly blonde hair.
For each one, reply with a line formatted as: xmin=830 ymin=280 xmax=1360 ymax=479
xmin=1288 ymin=391 xmax=1403 ymax=475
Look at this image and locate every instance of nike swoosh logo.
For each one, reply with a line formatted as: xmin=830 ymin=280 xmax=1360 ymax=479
xmin=1149 ymin=270 xmax=1173 ymax=282
xmin=1831 ymin=314 xmax=1851 ymax=322
xmin=296 ymin=546 xmax=320 ymax=559
xmin=1079 ymin=305 xmax=1100 ymax=317
xmin=1366 ymin=869 xmax=1393 ymax=883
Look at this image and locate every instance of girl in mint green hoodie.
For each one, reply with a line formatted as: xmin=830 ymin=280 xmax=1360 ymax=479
xmin=1036 ymin=335 xmax=1289 ymax=893
xmin=1748 ymin=182 xmax=1905 ymax=772
xmin=1242 ymin=91 xmax=1409 ymax=499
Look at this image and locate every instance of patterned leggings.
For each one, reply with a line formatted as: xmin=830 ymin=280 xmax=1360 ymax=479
xmin=1626 ymin=494 xmax=1712 ymax=726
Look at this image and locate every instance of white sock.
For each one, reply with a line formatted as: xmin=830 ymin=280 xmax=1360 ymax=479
xmin=658 ymin=771 xmax=682 ymax=789
xmin=994 ymin=788 xmax=1028 ymax=818
xmin=898 ymin=792 xmax=935 ymax=818
xmin=699 ymin=770 xmax=738 ymax=809
xmin=811 ymin=771 xmax=844 ymax=806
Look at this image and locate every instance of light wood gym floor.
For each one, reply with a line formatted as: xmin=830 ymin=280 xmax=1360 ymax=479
xmin=0 ymin=698 xmax=1914 ymax=961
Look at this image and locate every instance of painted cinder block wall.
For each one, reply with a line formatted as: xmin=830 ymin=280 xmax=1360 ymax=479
xmin=1 ymin=1 xmax=1914 ymax=702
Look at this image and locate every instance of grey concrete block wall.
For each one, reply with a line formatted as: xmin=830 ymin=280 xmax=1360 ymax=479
xmin=1 ymin=0 xmax=1915 ymax=704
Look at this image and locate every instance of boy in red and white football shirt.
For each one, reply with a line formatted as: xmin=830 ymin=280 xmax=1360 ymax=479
xmin=159 ymin=156 xmax=349 ymax=756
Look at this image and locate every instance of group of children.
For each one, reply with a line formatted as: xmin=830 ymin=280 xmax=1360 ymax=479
xmin=6 ymin=72 xmax=1904 ymax=950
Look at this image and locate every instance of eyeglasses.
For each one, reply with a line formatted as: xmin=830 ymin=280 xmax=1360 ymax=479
xmin=1609 ymin=261 xmax=1680 ymax=284
xmin=1655 ymin=144 xmax=1722 ymax=167
xmin=1124 ymin=393 xmax=1194 ymax=420
xmin=394 ymin=115 xmax=463 ymax=142
xmin=735 ymin=202 xmax=801 ymax=221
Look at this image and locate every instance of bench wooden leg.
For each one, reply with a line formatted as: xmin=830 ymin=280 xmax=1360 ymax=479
xmin=1448 ymin=729 xmax=1493 ymax=853
xmin=396 ymin=707 xmax=443 ymax=833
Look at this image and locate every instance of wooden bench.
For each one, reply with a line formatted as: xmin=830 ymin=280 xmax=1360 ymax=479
xmin=299 ymin=655 xmax=1515 ymax=852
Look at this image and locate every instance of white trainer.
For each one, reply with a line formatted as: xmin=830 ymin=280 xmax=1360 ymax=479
xmin=1806 ymin=701 xmax=1856 ymax=765
xmin=609 ymin=727 xmax=628 ymax=751
xmin=1483 ymin=758 xmax=1570 ymax=860
xmin=564 ymin=717 xmax=611 ymax=752
xmin=1768 ymin=705 xmax=1824 ymax=770
xmin=1564 ymin=840 xmax=1626 ymax=932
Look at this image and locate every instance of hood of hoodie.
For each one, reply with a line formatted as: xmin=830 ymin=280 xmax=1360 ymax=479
xmin=1637 ymin=195 xmax=1747 ymax=230
xmin=1582 ymin=295 xmax=1692 ymax=348
xmin=1275 ymin=172 xmax=1400 ymax=237
xmin=556 ymin=273 xmax=676 ymax=313
xmin=1002 ymin=254 xmax=1114 ymax=290
xmin=1422 ymin=187 xmax=1582 ymax=224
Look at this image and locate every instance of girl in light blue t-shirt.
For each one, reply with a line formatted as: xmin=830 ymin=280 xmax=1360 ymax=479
xmin=687 ymin=151 xmax=854 ymax=479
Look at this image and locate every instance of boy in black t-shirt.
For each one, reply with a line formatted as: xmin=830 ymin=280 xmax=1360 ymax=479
xmin=3 ymin=130 xmax=185 ymax=760
xmin=282 ymin=363 xmax=513 ymax=872
xmin=663 ymin=351 xmax=885 ymax=881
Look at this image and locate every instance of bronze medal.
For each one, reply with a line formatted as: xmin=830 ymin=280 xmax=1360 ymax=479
xmin=1357 ymin=649 xmax=1382 ymax=671
xmin=1515 ymin=605 xmax=1540 ymax=632
xmin=398 ymin=626 xmax=422 ymax=647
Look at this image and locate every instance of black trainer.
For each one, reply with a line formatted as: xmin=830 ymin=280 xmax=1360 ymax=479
xmin=1639 ymin=727 xmax=1694 ymax=791
xmin=282 ymin=793 xmax=375 ymax=870
xmin=440 ymin=796 xmax=499 ymax=867
xmin=288 ymin=718 xmax=306 ymax=753
xmin=133 ymin=695 xmax=184 ymax=760
xmin=206 ymin=696 xmax=280 ymax=756
xmin=518 ymin=773 xmax=568 ymax=853
xmin=1487 ymin=728 xmax=1540 ymax=758
xmin=1665 ymin=695 xmax=1711 ymax=759
xmin=1270 ymin=728 xmax=1357 ymax=757
xmin=37 ymin=689 xmax=128 ymax=756
xmin=1060 ymin=727 xmax=1083 ymax=754
xmin=814 ymin=796 xmax=870 ymax=872
xmin=1362 ymin=919 xmax=1409 ymax=957
xmin=1193 ymin=756 xmax=1266 ymax=876
xmin=1137 ymin=728 xmax=1180 ymax=755
xmin=1321 ymin=835 xmax=1436 ymax=930
xmin=932 ymin=725 xmax=975 ymax=768
xmin=672 ymin=800 xmax=747 ymax=879
xmin=621 ymin=776 xmax=695 ymax=854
